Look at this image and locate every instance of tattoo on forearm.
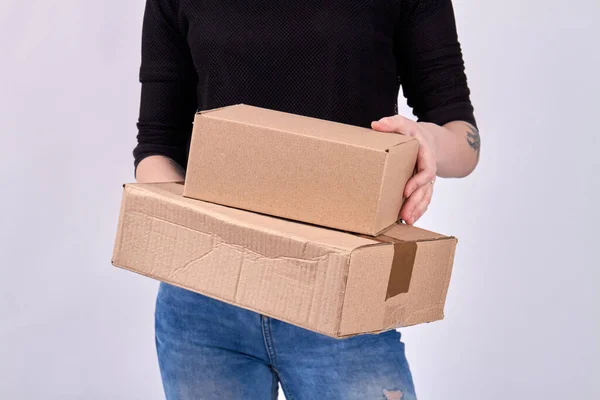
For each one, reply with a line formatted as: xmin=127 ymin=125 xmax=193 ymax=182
xmin=465 ymin=123 xmax=481 ymax=160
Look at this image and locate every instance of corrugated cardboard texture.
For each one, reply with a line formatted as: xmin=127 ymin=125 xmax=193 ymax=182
xmin=381 ymin=226 xmax=457 ymax=330
xmin=184 ymin=104 xmax=418 ymax=235
xmin=112 ymin=183 xmax=456 ymax=338
xmin=380 ymin=239 xmax=457 ymax=329
xmin=338 ymin=225 xmax=457 ymax=337
xmin=337 ymin=244 xmax=393 ymax=334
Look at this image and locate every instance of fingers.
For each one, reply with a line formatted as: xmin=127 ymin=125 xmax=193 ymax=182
xmin=373 ymin=115 xmax=436 ymax=192
xmin=400 ymin=183 xmax=433 ymax=225
xmin=372 ymin=114 xmax=437 ymax=225
xmin=402 ymin=160 xmax=436 ymax=224
xmin=405 ymin=167 xmax=436 ymax=198
xmin=399 ymin=182 xmax=426 ymax=224
xmin=404 ymin=138 xmax=437 ymax=198
xmin=411 ymin=184 xmax=433 ymax=224
xmin=372 ymin=115 xmax=436 ymax=195
xmin=371 ymin=115 xmax=417 ymax=135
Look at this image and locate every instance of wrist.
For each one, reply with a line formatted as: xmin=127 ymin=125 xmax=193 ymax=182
xmin=418 ymin=122 xmax=444 ymax=173
xmin=135 ymin=155 xmax=186 ymax=183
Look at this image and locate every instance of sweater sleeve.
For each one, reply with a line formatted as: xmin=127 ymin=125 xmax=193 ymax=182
xmin=395 ymin=0 xmax=476 ymax=128
xmin=133 ymin=0 xmax=197 ymax=171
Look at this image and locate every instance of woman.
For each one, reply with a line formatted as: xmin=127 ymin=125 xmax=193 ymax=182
xmin=134 ymin=0 xmax=480 ymax=399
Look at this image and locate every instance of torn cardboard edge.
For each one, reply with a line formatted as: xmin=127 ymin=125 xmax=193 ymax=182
xmin=111 ymin=257 xmax=447 ymax=339
xmin=336 ymin=304 xmax=448 ymax=338
xmin=110 ymin=260 xmax=345 ymax=338
xmin=110 ymin=258 xmax=448 ymax=339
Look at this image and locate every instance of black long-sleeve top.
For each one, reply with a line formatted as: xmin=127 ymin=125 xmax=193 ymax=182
xmin=134 ymin=0 xmax=476 ymax=170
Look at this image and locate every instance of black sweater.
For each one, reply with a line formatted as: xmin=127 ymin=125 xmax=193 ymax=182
xmin=134 ymin=0 xmax=476 ymax=169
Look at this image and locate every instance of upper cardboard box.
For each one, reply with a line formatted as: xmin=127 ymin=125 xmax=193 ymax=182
xmin=112 ymin=183 xmax=457 ymax=338
xmin=184 ymin=104 xmax=419 ymax=236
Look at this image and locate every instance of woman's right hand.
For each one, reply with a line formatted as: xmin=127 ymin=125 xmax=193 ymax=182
xmin=135 ymin=155 xmax=185 ymax=183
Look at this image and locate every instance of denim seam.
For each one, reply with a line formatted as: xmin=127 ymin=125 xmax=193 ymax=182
xmin=261 ymin=316 xmax=277 ymax=366
xmin=261 ymin=317 xmax=296 ymax=400
xmin=268 ymin=319 xmax=297 ymax=400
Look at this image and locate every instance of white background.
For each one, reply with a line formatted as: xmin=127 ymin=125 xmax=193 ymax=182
xmin=1 ymin=0 xmax=598 ymax=399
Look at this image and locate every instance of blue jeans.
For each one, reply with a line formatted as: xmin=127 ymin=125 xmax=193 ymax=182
xmin=155 ymin=283 xmax=417 ymax=400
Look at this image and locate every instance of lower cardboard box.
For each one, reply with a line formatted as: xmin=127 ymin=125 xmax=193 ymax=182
xmin=111 ymin=182 xmax=457 ymax=338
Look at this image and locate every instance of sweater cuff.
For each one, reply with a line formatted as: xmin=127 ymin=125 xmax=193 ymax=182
xmin=418 ymin=102 xmax=477 ymax=129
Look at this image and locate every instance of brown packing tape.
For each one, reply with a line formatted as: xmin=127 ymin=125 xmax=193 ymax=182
xmin=357 ymin=232 xmax=417 ymax=299
xmin=376 ymin=235 xmax=417 ymax=298
xmin=386 ymin=240 xmax=417 ymax=299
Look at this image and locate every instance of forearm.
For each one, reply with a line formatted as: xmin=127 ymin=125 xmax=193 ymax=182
xmin=431 ymin=121 xmax=480 ymax=178
xmin=135 ymin=155 xmax=185 ymax=183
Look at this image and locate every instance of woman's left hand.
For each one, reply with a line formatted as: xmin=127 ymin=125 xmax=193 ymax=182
xmin=371 ymin=115 xmax=441 ymax=225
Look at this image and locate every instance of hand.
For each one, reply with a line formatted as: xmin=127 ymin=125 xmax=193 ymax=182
xmin=371 ymin=115 xmax=440 ymax=225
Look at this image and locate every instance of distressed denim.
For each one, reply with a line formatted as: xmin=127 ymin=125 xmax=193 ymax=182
xmin=155 ymin=282 xmax=417 ymax=400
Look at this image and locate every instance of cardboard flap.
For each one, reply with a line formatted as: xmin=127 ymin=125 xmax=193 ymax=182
xmin=339 ymin=223 xmax=456 ymax=336
xmin=376 ymin=224 xmax=454 ymax=300
xmin=381 ymin=223 xmax=449 ymax=242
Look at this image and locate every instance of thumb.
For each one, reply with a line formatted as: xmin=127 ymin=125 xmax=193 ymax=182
xmin=371 ymin=119 xmax=394 ymax=131
xmin=372 ymin=115 xmax=415 ymax=134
